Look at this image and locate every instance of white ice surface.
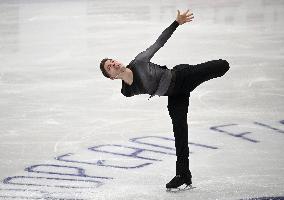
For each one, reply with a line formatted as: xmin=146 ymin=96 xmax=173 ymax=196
xmin=0 ymin=0 xmax=283 ymax=199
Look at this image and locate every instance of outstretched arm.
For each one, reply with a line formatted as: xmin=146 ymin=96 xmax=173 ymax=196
xmin=135 ymin=9 xmax=194 ymax=61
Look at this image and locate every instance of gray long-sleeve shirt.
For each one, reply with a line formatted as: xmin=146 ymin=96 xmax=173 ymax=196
xmin=121 ymin=20 xmax=179 ymax=100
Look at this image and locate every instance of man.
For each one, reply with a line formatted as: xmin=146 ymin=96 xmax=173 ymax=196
xmin=99 ymin=9 xmax=230 ymax=190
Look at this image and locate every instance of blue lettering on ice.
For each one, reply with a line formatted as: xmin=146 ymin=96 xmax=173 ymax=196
xmin=25 ymin=164 xmax=113 ymax=180
xmin=3 ymin=121 xmax=270 ymax=200
xmin=55 ymin=153 xmax=152 ymax=169
xmin=254 ymin=121 xmax=284 ymax=134
xmin=210 ymin=124 xmax=259 ymax=143
xmin=88 ymin=144 xmax=175 ymax=161
xmin=0 ymin=188 xmax=83 ymax=200
xmin=129 ymin=136 xmax=218 ymax=152
xmin=3 ymin=176 xmax=103 ymax=189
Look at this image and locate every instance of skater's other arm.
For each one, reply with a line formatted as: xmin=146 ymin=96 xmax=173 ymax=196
xmin=135 ymin=9 xmax=194 ymax=61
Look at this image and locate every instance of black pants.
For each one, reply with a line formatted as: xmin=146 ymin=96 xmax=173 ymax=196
xmin=165 ymin=59 xmax=230 ymax=175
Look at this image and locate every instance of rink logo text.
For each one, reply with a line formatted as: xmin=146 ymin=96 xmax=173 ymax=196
xmin=0 ymin=136 xmax=217 ymax=199
xmin=0 ymin=119 xmax=283 ymax=199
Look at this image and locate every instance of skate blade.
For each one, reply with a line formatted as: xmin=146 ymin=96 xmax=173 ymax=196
xmin=166 ymin=184 xmax=195 ymax=193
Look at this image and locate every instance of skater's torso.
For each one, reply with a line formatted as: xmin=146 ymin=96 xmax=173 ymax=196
xmin=121 ymin=59 xmax=172 ymax=98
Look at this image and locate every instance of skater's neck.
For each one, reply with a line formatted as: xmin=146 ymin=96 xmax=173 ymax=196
xmin=122 ymin=68 xmax=133 ymax=86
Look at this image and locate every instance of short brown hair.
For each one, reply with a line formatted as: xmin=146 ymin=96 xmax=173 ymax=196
xmin=100 ymin=58 xmax=111 ymax=78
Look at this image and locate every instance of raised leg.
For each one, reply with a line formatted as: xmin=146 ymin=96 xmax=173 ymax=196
xmin=172 ymin=59 xmax=230 ymax=95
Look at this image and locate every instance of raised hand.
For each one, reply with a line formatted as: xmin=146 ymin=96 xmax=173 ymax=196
xmin=176 ymin=9 xmax=194 ymax=25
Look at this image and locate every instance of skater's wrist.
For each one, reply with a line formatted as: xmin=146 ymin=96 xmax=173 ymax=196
xmin=174 ymin=20 xmax=180 ymax=27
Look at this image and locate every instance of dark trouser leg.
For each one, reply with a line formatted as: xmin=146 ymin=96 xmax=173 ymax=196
xmin=165 ymin=59 xmax=229 ymax=177
xmin=172 ymin=59 xmax=230 ymax=95
xmin=167 ymin=94 xmax=191 ymax=176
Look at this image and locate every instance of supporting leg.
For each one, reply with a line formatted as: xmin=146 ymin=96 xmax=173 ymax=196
xmin=167 ymin=94 xmax=191 ymax=176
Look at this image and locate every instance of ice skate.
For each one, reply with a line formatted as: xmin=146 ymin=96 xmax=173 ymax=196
xmin=166 ymin=174 xmax=194 ymax=192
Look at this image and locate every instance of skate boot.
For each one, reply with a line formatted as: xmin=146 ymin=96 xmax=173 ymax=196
xmin=166 ymin=172 xmax=192 ymax=192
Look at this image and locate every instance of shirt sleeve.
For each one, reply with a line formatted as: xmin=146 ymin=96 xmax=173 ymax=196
xmin=121 ymin=83 xmax=133 ymax=97
xmin=135 ymin=20 xmax=179 ymax=61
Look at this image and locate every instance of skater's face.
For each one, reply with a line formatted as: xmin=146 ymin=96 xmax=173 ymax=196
xmin=104 ymin=59 xmax=124 ymax=80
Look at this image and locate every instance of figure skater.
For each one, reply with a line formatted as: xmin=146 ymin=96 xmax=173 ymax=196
xmin=99 ymin=9 xmax=230 ymax=190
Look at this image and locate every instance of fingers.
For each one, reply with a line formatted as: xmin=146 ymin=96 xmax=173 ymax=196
xmin=185 ymin=10 xmax=194 ymax=21
xmin=180 ymin=9 xmax=193 ymax=17
xmin=177 ymin=10 xmax=180 ymax=16
xmin=177 ymin=9 xmax=193 ymax=16
xmin=186 ymin=18 xmax=193 ymax=23
xmin=187 ymin=14 xmax=194 ymax=20
xmin=177 ymin=9 xmax=194 ymax=24
xmin=186 ymin=12 xmax=193 ymax=17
